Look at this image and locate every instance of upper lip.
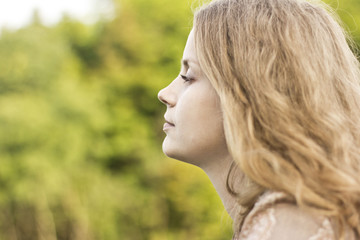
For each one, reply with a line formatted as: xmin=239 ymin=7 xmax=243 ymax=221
xmin=164 ymin=115 xmax=175 ymax=126
xmin=166 ymin=120 xmax=175 ymax=126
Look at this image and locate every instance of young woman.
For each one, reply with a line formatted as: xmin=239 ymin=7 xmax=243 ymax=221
xmin=158 ymin=0 xmax=360 ymax=239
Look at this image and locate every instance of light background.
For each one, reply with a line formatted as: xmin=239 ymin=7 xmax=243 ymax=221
xmin=0 ymin=0 xmax=114 ymax=30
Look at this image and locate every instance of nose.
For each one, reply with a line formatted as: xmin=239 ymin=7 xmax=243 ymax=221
xmin=158 ymin=83 xmax=176 ymax=107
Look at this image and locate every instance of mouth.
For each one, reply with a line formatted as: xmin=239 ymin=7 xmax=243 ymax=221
xmin=163 ymin=120 xmax=175 ymax=131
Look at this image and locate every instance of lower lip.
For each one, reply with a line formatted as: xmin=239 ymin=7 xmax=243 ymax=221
xmin=163 ymin=123 xmax=175 ymax=131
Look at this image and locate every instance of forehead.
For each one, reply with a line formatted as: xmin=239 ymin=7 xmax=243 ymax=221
xmin=182 ymin=30 xmax=198 ymax=67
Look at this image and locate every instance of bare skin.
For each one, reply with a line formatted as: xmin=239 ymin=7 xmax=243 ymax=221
xmin=158 ymin=30 xmax=238 ymax=220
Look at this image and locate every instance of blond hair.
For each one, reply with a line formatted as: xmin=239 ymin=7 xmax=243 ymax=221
xmin=193 ymin=0 xmax=360 ymax=238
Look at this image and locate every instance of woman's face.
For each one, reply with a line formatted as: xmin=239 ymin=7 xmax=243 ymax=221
xmin=158 ymin=30 xmax=229 ymax=167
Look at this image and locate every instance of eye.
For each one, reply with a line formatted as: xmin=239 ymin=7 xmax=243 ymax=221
xmin=180 ymin=74 xmax=193 ymax=83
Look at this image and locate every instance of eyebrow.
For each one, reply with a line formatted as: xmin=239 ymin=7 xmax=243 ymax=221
xmin=181 ymin=59 xmax=190 ymax=69
xmin=181 ymin=58 xmax=198 ymax=69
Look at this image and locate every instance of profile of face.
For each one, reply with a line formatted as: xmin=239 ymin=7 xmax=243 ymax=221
xmin=158 ymin=30 xmax=229 ymax=168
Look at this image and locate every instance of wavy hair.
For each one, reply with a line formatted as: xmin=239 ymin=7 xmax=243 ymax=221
xmin=193 ymin=0 xmax=360 ymax=238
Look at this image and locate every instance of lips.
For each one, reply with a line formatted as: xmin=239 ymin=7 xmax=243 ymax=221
xmin=165 ymin=120 xmax=175 ymax=126
xmin=163 ymin=119 xmax=175 ymax=131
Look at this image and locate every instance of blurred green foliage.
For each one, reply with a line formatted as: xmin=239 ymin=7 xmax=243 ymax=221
xmin=0 ymin=0 xmax=358 ymax=239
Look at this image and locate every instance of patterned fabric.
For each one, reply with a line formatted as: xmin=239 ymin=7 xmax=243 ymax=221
xmin=236 ymin=191 xmax=337 ymax=240
xmin=239 ymin=207 xmax=276 ymax=240
xmin=309 ymin=219 xmax=336 ymax=240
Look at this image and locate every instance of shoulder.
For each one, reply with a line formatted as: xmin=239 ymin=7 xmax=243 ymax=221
xmin=238 ymin=191 xmax=336 ymax=240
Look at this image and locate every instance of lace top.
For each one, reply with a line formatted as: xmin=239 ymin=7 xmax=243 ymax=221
xmin=235 ymin=191 xmax=355 ymax=240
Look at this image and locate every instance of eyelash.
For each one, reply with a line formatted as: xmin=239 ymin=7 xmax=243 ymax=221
xmin=180 ymin=74 xmax=193 ymax=83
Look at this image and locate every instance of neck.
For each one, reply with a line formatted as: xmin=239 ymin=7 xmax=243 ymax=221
xmin=201 ymin=155 xmax=239 ymax=220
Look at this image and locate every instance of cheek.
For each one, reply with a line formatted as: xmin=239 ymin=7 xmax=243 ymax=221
xmin=177 ymin=91 xmax=222 ymax=140
xmin=163 ymin=90 xmax=227 ymax=163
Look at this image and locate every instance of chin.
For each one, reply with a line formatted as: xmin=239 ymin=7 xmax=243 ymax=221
xmin=162 ymin=143 xmax=203 ymax=167
xmin=162 ymin=141 xmax=182 ymax=160
xmin=162 ymin=135 xmax=214 ymax=167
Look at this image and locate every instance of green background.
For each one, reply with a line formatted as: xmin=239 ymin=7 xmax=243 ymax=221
xmin=0 ymin=0 xmax=358 ymax=239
